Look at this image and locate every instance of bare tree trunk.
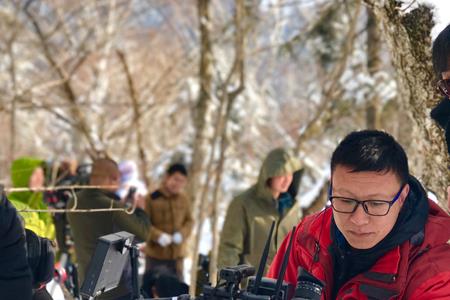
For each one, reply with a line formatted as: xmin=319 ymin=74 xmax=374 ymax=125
xmin=189 ymin=0 xmax=247 ymax=292
xmin=363 ymin=0 xmax=449 ymax=207
xmin=208 ymin=97 xmax=237 ymax=285
xmin=190 ymin=98 xmax=225 ymax=293
xmin=117 ymin=50 xmax=151 ymax=187
xmin=7 ymin=14 xmax=19 ymax=165
xmin=208 ymin=0 xmax=246 ymax=285
xmin=365 ymin=9 xmax=381 ymax=129
xmin=189 ymin=0 xmax=213 ymax=204
xmin=189 ymin=0 xmax=214 ymax=294
xmin=9 ymin=98 xmax=16 ymax=163
xmin=8 ymin=56 xmax=17 ymax=163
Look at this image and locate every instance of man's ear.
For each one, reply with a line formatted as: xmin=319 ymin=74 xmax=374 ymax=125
xmin=400 ymin=184 xmax=410 ymax=204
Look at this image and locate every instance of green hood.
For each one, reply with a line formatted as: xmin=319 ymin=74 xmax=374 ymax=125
xmin=11 ymin=157 xmax=43 ymax=188
xmin=255 ymin=148 xmax=303 ymax=204
xmin=9 ymin=157 xmax=44 ymax=203
xmin=8 ymin=157 xmax=54 ymax=239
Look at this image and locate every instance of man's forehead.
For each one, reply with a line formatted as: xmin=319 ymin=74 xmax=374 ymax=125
xmin=168 ymin=171 xmax=187 ymax=178
xmin=331 ymin=166 xmax=401 ymax=197
xmin=332 ymin=186 xmax=393 ymax=199
xmin=332 ymin=165 xmax=402 ymax=179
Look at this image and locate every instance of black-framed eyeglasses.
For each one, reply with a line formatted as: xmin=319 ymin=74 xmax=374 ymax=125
xmin=329 ymin=184 xmax=404 ymax=216
xmin=437 ymin=79 xmax=450 ymax=97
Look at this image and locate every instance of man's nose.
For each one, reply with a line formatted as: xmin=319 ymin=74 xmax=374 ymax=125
xmin=349 ymin=203 xmax=370 ymax=225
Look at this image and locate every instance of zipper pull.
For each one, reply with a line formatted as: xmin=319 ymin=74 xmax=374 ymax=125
xmin=313 ymin=241 xmax=320 ymax=262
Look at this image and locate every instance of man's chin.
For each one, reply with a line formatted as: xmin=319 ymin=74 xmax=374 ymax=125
xmin=345 ymin=232 xmax=378 ymax=249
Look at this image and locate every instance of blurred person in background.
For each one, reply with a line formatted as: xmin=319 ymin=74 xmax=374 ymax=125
xmin=8 ymin=157 xmax=55 ymax=239
xmin=67 ymin=158 xmax=150 ymax=300
xmin=430 ymin=23 xmax=450 ymax=212
xmin=143 ymin=163 xmax=193 ymax=280
xmin=218 ymin=148 xmax=303 ymax=274
xmin=117 ymin=160 xmax=148 ymax=206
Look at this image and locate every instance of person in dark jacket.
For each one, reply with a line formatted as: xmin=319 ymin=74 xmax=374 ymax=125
xmin=0 ymin=190 xmax=32 ymax=300
xmin=268 ymin=130 xmax=450 ymax=299
xmin=67 ymin=158 xmax=150 ymax=300
xmin=430 ymin=23 xmax=450 ymax=212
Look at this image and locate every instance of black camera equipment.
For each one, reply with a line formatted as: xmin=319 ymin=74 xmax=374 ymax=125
xmin=80 ymin=231 xmax=141 ymax=300
xmin=196 ymin=253 xmax=211 ymax=295
xmin=123 ymin=186 xmax=137 ymax=208
xmin=291 ymin=268 xmax=324 ymax=300
xmin=77 ymin=220 xmax=325 ymax=300
xmin=199 ymin=264 xmax=255 ymax=300
xmin=196 ymin=218 xmax=324 ymax=300
xmin=192 ymin=221 xmax=295 ymax=300
xmin=240 ymin=222 xmax=295 ymax=300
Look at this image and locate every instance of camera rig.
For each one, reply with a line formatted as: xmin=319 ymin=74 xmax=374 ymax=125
xmin=197 ymin=219 xmax=324 ymax=300
xmin=80 ymin=219 xmax=324 ymax=300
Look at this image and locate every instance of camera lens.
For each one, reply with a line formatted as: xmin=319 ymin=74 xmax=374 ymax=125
xmin=292 ymin=267 xmax=324 ymax=300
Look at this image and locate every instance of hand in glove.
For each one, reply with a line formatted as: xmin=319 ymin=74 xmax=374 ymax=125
xmin=172 ymin=232 xmax=183 ymax=245
xmin=157 ymin=233 xmax=172 ymax=247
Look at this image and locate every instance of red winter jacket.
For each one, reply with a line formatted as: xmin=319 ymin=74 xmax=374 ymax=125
xmin=267 ymin=200 xmax=450 ymax=300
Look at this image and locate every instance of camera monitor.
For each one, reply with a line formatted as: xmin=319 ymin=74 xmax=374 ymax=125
xmin=80 ymin=231 xmax=135 ymax=299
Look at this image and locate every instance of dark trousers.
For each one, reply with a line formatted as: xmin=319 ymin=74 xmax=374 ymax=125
xmin=145 ymin=257 xmax=184 ymax=280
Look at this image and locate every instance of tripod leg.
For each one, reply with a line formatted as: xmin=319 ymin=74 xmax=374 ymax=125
xmin=130 ymin=246 xmax=141 ymax=299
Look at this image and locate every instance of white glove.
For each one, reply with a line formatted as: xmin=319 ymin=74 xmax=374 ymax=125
xmin=172 ymin=232 xmax=183 ymax=245
xmin=157 ymin=233 xmax=172 ymax=247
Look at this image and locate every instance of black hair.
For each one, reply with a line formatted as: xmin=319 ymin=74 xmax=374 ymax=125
xmin=167 ymin=163 xmax=188 ymax=177
xmin=432 ymin=23 xmax=450 ymax=76
xmin=330 ymin=130 xmax=409 ymax=184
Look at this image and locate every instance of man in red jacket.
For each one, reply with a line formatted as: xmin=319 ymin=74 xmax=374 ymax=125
xmin=268 ymin=130 xmax=450 ymax=299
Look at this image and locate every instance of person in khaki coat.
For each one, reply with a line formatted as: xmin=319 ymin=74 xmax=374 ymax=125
xmin=218 ymin=148 xmax=303 ymax=274
xmin=144 ymin=163 xmax=193 ymax=279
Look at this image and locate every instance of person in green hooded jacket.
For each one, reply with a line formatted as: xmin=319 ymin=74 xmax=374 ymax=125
xmin=8 ymin=157 xmax=55 ymax=239
xmin=218 ymin=148 xmax=303 ymax=274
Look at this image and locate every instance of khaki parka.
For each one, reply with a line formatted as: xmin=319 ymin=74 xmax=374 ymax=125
xmin=218 ymin=148 xmax=303 ymax=274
